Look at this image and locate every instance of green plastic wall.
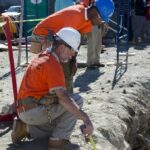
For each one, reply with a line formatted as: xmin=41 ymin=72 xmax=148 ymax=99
xmin=24 ymin=0 xmax=48 ymax=35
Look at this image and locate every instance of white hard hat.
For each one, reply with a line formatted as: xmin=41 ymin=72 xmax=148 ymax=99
xmin=56 ymin=27 xmax=81 ymax=52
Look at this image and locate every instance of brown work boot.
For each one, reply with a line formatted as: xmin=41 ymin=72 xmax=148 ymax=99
xmin=11 ymin=117 xmax=29 ymax=144
xmin=48 ymin=139 xmax=80 ymax=150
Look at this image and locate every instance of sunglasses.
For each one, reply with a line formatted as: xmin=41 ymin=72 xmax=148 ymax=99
xmin=64 ymin=42 xmax=72 ymax=50
xmin=55 ymin=36 xmax=72 ymax=50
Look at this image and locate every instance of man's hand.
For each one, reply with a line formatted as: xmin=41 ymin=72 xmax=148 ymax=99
xmin=82 ymin=118 xmax=94 ymax=137
xmin=55 ymin=89 xmax=94 ymax=137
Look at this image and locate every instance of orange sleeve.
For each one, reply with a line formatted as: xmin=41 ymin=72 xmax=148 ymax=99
xmin=79 ymin=23 xmax=92 ymax=34
xmin=33 ymin=5 xmax=92 ymax=36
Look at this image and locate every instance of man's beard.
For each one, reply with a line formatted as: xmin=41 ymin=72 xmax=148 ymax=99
xmin=61 ymin=59 xmax=69 ymax=63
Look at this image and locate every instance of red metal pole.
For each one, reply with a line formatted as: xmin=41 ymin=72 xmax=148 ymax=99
xmin=4 ymin=17 xmax=17 ymax=114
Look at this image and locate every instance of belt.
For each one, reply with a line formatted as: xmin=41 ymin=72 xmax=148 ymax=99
xmin=17 ymin=103 xmax=38 ymax=114
xmin=17 ymin=95 xmax=58 ymax=114
xmin=39 ymin=94 xmax=58 ymax=106
xmin=17 ymin=97 xmax=38 ymax=114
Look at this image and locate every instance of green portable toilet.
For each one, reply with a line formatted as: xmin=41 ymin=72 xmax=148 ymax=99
xmin=24 ymin=0 xmax=48 ymax=36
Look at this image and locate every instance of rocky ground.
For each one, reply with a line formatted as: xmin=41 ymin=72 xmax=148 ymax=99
xmin=0 ymin=41 xmax=150 ymax=150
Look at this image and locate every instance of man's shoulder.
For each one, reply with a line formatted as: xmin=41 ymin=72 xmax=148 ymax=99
xmin=30 ymin=51 xmax=53 ymax=66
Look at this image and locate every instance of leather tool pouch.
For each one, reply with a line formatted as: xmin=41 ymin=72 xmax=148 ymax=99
xmin=30 ymin=41 xmax=42 ymax=54
xmin=39 ymin=94 xmax=58 ymax=106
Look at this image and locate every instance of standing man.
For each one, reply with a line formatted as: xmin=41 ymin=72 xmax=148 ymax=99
xmin=11 ymin=27 xmax=93 ymax=150
xmin=87 ymin=0 xmax=114 ymax=69
xmin=30 ymin=0 xmax=115 ymax=93
xmin=133 ymin=0 xmax=147 ymax=46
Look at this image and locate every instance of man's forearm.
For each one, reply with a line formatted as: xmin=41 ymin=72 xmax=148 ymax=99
xmin=55 ymin=89 xmax=94 ymax=136
xmin=56 ymin=90 xmax=88 ymax=122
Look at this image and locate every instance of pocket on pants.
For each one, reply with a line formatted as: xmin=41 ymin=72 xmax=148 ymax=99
xmin=19 ymin=105 xmax=48 ymax=125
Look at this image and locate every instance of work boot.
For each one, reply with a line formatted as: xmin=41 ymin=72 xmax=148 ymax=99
xmin=48 ymin=139 xmax=80 ymax=150
xmin=11 ymin=118 xmax=29 ymax=144
xmin=94 ymin=63 xmax=105 ymax=67
xmin=87 ymin=63 xmax=105 ymax=69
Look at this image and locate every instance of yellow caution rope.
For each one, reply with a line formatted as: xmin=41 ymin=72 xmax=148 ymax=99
xmin=13 ymin=18 xmax=44 ymax=23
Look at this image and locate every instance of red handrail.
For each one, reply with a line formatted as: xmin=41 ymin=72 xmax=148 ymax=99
xmin=4 ymin=17 xmax=17 ymax=114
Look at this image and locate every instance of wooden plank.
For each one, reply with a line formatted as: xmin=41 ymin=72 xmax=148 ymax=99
xmin=77 ymin=62 xmax=87 ymax=68
xmin=106 ymin=61 xmax=132 ymax=66
xmin=0 ymin=43 xmax=31 ymax=51
xmin=119 ymin=52 xmax=136 ymax=56
xmin=0 ymin=43 xmax=18 ymax=51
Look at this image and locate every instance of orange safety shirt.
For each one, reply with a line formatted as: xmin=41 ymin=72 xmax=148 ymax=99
xmin=33 ymin=4 xmax=92 ymax=36
xmin=17 ymin=51 xmax=66 ymax=100
xmin=82 ymin=0 xmax=95 ymax=7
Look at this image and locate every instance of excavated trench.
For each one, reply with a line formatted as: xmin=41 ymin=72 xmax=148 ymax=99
xmin=124 ymin=80 xmax=150 ymax=150
xmin=96 ymin=79 xmax=150 ymax=150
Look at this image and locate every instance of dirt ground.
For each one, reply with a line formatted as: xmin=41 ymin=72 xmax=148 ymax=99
xmin=0 ymin=41 xmax=150 ymax=150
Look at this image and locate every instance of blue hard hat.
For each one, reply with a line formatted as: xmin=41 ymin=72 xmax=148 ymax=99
xmin=95 ymin=0 xmax=115 ymax=23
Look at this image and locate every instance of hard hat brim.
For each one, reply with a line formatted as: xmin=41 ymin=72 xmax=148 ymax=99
xmin=96 ymin=7 xmax=109 ymax=23
xmin=72 ymin=47 xmax=79 ymax=52
xmin=56 ymin=33 xmax=79 ymax=52
xmin=100 ymin=13 xmax=109 ymax=23
xmin=95 ymin=0 xmax=115 ymax=23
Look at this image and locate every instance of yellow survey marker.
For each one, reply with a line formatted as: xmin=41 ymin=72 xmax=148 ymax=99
xmin=80 ymin=125 xmax=97 ymax=150
xmin=89 ymin=136 xmax=97 ymax=150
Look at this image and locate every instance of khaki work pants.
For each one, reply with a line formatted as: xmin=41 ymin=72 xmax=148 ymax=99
xmin=87 ymin=25 xmax=102 ymax=66
xmin=19 ymin=94 xmax=83 ymax=140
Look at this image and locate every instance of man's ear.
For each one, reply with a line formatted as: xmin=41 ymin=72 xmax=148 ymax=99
xmin=88 ymin=7 xmax=98 ymax=19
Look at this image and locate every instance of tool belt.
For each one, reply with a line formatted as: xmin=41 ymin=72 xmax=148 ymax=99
xmin=30 ymin=34 xmax=46 ymax=53
xmin=30 ymin=41 xmax=42 ymax=54
xmin=39 ymin=94 xmax=58 ymax=106
xmin=30 ymin=33 xmax=52 ymax=53
xmin=17 ymin=94 xmax=58 ymax=114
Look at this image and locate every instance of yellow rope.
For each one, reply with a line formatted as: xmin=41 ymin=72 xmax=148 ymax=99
xmin=0 ymin=21 xmax=6 ymax=28
xmin=12 ymin=18 xmax=44 ymax=23
xmin=0 ymin=17 xmax=44 ymax=33
xmin=0 ymin=16 xmax=16 ymax=33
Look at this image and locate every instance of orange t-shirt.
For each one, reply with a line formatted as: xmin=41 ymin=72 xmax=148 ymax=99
xmin=82 ymin=0 xmax=95 ymax=6
xmin=33 ymin=4 xmax=92 ymax=36
xmin=17 ymin=51 xmax=65 ymax=100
